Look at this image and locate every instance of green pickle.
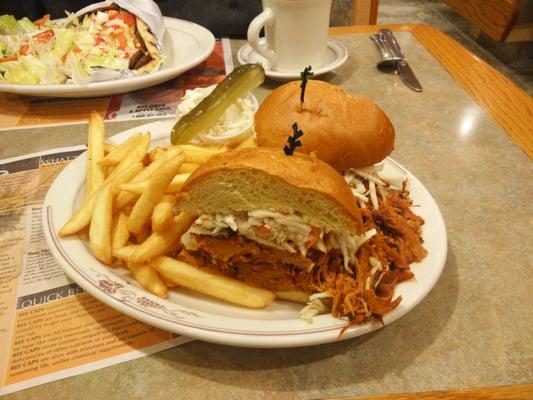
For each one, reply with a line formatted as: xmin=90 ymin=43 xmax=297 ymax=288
xmin=170 ymin=63 xmax=265 ymax=145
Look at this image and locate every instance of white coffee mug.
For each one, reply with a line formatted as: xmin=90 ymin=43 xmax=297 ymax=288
xmin=247 ymin=0 xmax=332 ymax=72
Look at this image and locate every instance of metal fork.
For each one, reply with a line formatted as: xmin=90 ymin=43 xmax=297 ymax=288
xmin=370 ymin=33 xmax=402 ymax=73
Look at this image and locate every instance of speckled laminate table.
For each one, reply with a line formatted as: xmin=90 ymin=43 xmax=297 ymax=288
xmin=1 ymin=25 xmax=532 ymax=400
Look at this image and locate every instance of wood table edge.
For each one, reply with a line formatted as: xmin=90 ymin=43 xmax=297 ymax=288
xmin=325 ymin=383 xmax=533 ymax=400
xmin=330 ymin=24 xmax=533 ymax=159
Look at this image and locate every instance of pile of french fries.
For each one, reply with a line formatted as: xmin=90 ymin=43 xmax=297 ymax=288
xmin=59 ymin=112 xmax=274 ymax=309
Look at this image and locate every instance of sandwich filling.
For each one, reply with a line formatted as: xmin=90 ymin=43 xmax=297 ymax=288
xmin=182 ymin=210 xmax=376 ymax=274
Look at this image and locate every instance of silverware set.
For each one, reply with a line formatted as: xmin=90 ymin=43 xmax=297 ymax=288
xmin=370 ymin=29 xmax=423 ymax=92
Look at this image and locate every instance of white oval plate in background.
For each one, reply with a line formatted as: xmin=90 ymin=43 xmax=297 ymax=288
xmin=0 ymin=17 xmax=215 ymax=98
xmin=43 ymin=120 xmax=447 ymax=348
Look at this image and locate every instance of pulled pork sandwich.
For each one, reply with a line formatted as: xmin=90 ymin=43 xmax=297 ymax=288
xmin=175 ymin=147 xmax=426 ymax=325
xmin=254 ymin=80 xmax=427 ymax=325
xmin=254 ymin=80 xmax=395 ymax=170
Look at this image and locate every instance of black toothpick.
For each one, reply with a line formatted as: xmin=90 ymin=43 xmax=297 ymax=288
xmin=298 ymin=65 xmax=314 ymax=111
xmin=283 ymin=122 xmax=304 ymax=155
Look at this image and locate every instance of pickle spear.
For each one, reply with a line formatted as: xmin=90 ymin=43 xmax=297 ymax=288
xmin=171 ymin=63 xmax=265 ymax=145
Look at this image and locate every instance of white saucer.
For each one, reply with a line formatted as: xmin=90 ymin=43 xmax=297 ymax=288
xmin=237 ymin=39 xmax=348 ymax=81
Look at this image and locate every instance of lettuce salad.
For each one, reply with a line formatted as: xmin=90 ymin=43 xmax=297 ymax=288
xmin=0 ymin=10 xmax=153 ymax=85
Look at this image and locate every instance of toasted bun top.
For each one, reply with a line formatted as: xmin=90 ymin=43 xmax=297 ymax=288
xmin=254 ymin=80 xmax=395 ymax=170
xmin=177 ymin=147 xmax=362 ymax=234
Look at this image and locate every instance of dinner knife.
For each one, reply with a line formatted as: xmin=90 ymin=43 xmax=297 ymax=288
xmin=379 ymin=29 xmax=423 ymax=92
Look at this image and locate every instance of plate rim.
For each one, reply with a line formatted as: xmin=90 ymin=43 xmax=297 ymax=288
xmin=0 ymin=17 xmax=215 ymax=97
xmin=42 ymin=120 xmax=447 ymax=348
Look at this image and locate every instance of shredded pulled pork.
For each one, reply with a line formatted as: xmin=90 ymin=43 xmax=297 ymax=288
xmin=318 ymin=189 xmax=426 ymax=326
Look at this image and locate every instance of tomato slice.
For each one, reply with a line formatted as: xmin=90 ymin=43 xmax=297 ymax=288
xmin=113 ymin=11 xmax=136 ymax=27
xmin=33 ymin=30 xmax=55 ymax=43
xmin=0 ymin=56 xmax=18 ymax=63
xmin=33 ymin=14 xmax=50 ymax=27
xmin=115 ymin=31 xmax=127 ymax=50
xmin=19 ymin=44 xmax=30 ymax=55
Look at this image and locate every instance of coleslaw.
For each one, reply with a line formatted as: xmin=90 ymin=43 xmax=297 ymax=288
xmin=176 ymin=85 xmax=257 ymax=145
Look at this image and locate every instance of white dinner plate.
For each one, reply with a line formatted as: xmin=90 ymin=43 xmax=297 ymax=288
xmin=43 ymin=120 xmax=447 ymax=348
xmin=0 ymin=17 xmax=215 ymax=98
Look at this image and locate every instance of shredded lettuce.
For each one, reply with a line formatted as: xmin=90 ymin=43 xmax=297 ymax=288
xmin=300 ymin=293 xmax=332 ymax=323
xmin=0 ymin=60 xmax=39 ymax=84
xmin=64 ymin=52 xmax=90 ymax=82
xmin=51 ymin=28 xmax=76 ymax=61
xmin=75 ymin=30 xmax=94 ymax=50
xmin=22 ymin=55 xmax=49 ymax=82
xmin=0 ymin=15 xmax=18 ymax=35
xmin=17 ymin=17 xmax=37 ymax=33
xmin=85 ymin=50 xmax=128 ymax=70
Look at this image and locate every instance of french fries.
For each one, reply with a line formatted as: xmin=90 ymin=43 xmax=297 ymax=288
xmin=147 ymin=146 xmax=167 ymax=162
xmin=61 ymin=112 xmax=274 ymax=311
xmin=133 ymin=225 xmax=152 ymax=244
xmin=114 ymin=146 xmax=183 ymax=210
xmin=178 ymin=162 xmax=200 ymax=174
xmin=151 ymin=194 xmax=175 ymax=232
xmin=127 ymin=153 xmax=184 ymax=234
xmin=89 ymin=185 xmax=113 ymax=264
xmin=99 ymin=132 xmax=144 ymax=166
xmin=111 ymin=211 xmax=130 ymax=250
xmin=175 ymin=144 xmax=227 ymax=164
xmin=119 ymin=173 xmax=191 ymax=195
xmin=59 ymin=162 xmax=143 ymax=236
xmin=127 ymin=261 xmax=168 ymax=298
xmin=275 ymin=290 xmax=310 ymax=304
xmin=106 ymin=133 xmax=150 ymax=181
xmin=86 ymin=112 xmax=106 ymax=199
xmin=166 ymin=173 xmax=191 ymax=193
xmin=130 ymin=212 xmax=195 ymax=263
xmin=150 ymin=256 xmax=275 ymax=308
xmin=103 ymin=143 xmax=115 ymax=155
xmin=117 ymin=181 xmax=146 ymax=195
xmin=112 ymin=244 xmax=139 ymax=261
